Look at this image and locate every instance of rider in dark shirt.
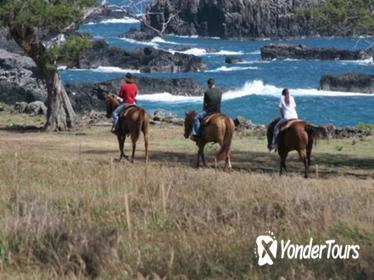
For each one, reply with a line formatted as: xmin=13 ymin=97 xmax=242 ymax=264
xmin=191 ymin=78 xmax=222 ymax=140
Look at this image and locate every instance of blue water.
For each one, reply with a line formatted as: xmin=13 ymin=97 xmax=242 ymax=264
xmin=59 ymin=2 xmax=374 ymax=127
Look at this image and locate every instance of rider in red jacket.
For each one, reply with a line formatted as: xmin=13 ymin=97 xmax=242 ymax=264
xmin=112 ymin=73 xmax=138 ymax=132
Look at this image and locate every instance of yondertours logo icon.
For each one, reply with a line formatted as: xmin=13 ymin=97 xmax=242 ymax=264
xmin=255 ymin=231 xmax=278 ymax=266
xmin=255 ymin=232 xmax=360 ymax=266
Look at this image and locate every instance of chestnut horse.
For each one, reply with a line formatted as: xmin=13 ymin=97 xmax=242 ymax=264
xmin=267 ymin=118 xmax=324 ymax=178
xmin=105 ymin=94 xmax=149 ymax=163
xmin=184 ymin=111 xmax=235 ymax=171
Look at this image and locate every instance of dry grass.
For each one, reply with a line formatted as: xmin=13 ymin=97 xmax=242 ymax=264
xmin=0 ymin=111 xmax=373 ymax=279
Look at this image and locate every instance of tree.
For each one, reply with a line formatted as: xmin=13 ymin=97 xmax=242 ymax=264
xmin=0 ymin=0 xmax=97 ymax=131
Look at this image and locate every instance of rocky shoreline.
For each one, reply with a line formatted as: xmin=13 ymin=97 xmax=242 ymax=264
xmin=261 ymin=44 xmax=374 ymax=61
xmin=71 ymin=39 xmax=207 ymax=73
xmin=65 ymin=77 xmax=205 ymax=112
xmin=320 ymin=73 xmax=374 ymax=94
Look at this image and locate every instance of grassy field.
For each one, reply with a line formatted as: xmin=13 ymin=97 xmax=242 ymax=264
xmin=0 ymin=109 xmax=373 ymax=279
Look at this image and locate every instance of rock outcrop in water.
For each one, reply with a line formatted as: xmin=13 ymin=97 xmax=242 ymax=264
xmin=143 ymin=0 xmax=324 ymax=39
xmin=76 ymin=39 xmax=207 ymax=73
xmin=320 ymin=73 xmax=374 ymax=94
xmin=0 ymin=49 xmax=47 ymax=104
xmin=261 ymin=44 xmax=374 ymax=60
xmin=65 ymin=77 xmax=205 ymax=112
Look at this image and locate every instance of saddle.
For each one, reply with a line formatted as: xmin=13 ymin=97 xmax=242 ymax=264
xmin=279 ymin=119 xmax=305 ymax=132
xmin=121 ymin=105 xmax=138 ymax=118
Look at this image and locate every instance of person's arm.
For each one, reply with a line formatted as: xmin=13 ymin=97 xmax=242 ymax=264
xmin=279 ymin=98 xmax=284 ymax=118
xmin=203 ymin=92 xmax=208 ymax=111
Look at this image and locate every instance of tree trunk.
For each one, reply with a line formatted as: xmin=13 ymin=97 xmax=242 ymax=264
xmin=8 ymin=27 xmax=77 ymax=131
xmin=45 ymin=72 xmax=77 ymax=131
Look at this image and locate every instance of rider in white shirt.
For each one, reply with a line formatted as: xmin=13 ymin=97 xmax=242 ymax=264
xmin=268 ymin=89 xmax=298 ymax=151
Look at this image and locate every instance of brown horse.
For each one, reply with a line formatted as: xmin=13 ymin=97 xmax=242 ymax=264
xmin=105 ymin=94 xmax=149 ymax=163
xmin=267 ymin=118 xmax=325 ymax=178
xmin=184 ymin=111 xmax=235 ymax=171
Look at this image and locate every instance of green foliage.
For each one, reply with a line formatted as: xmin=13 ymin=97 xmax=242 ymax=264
xmin=0 ymin=0 xmax=95 ymax=33
xmin=296 ymin=0 xmax=374 ymax=35
xmin=356 ymin=123 xmax=374 ymax=130
xmin=60 ymin=34 xmax=92 ymax=67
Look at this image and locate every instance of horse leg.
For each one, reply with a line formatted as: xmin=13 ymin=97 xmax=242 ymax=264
xmin=196 ymin=142 xmax=204 ymax=168
xmin=200 ymin=143 xmax=207 ymax=167
xmin=117 ymin=134 xmax=127 ymax=161
xmin=279 ymin=151 xmax=288 ymax=176
xmin=130 ymin=134 xmax=138 ymax=163
xmin=144 ymin=132 xmax=149 ymax=163
xmin=298 ymin=149 xmax=308 ymax=178
xmin=224 ymin=150 xmax=232 ymax=172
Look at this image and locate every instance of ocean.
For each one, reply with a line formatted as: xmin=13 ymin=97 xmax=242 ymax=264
xmin=59 ymin=6 xmax=374 ymax=127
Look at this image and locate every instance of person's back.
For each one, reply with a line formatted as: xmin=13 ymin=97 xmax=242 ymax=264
xmin=120 ymin=82 xmax=138 ymax=105
xmin=204 ymin=87 xmax=222 ymax=114
xmin=279 ymin=95 xmax=297 ymax=120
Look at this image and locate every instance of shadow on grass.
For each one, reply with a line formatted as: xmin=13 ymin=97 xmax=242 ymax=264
xmin=0 ymin=124 xmax=44 ymax=133
xmin=143 ymin=149 xmax=374 ymax=179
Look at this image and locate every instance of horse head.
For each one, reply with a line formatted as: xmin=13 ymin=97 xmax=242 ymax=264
xmin=104 ymin=94 xmax=119 ymax=118
xmin=184 ymin=111 xmax=198 ymax=139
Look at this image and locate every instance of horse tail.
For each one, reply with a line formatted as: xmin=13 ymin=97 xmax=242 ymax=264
xmin=216 ymin=117 xmax=235 ymax=161
xmin=305 ymin=123 xmax=323 ymax=148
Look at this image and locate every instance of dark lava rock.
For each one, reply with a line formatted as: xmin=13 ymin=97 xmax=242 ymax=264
xmin=261 ymin=44 xmax=374 ymax=60
xmin=320 ymin=73 xmax=374 ymax=93
xmin=65 ymin=76 xmax=205 ymax=112
xmin=75 ymin=39 xmax=207 ymax=73
xmin=225 ymin=57 xmax=243 ymax=64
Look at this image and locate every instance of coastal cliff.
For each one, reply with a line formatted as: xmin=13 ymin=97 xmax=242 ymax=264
xmin=143 ymin=0 xmax=323 ymax=39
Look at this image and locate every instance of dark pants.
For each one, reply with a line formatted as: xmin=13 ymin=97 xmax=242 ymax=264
xmin=112 ymin=103 xmax=129 ymax=129
xmin=271 ymin=118 xmax=288 ymax=148
xmin=192 ymin=111 xmax=207 ymax=136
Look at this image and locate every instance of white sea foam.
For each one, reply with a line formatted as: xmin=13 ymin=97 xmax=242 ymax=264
xmin=150 ymin=37 xmax=183 ymax=45
xmin=207 ymin=66 xmax=258 ymax=72
xmin=221 ymin=80 xmax=374 ymax=100
xmin=57 ymin=65 xmax=67 ymax=70
xmin=136 ymin=80 xmax=374 ymax=103
xmin=87 ymin=17 xmax=140 ymax=25
xmin=120 ymin=37 xmax=158 ymax=47
xmin=249 ymin=50 xmax=261 ymax=55
xmin=169 ymin=47 xmax=243 ymax=56
xmin=137 ymin=92 xmax=202 ymax=103
xmin=67 ymin=67 xmax=140 ymax=73
xmin=340 ymin=57 xmax=373 ymax=66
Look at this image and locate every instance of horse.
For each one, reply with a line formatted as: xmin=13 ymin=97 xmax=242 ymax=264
xmin=105 ymin=94 xmax=149 ymax=163
xmin=184 ymin=111 xmax=235 ymax=171
xmin=267 ymin=118 xmax=325 ymax=178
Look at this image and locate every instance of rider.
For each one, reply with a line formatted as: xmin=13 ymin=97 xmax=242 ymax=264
xmin=268 ymin=88 xmax=298 ymax=151
xmin=191 ymin=78 xmax=222 ymax=141
xmin=111 ymin=73 xmax=138 ymax=133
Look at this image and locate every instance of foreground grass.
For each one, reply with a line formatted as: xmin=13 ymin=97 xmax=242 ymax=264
xmin=0 ymin=112 xmax=373 ymax=279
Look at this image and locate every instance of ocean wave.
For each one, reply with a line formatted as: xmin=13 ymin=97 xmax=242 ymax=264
xmin=120 ymin=37 xmax=158 ymax=47
xmin=248 ymin=50 xmax=261 ymax=55
xmin=207 ymin=66 xmax=258 ymax=72
xmin=169 ymin=47 xmax=243 ymax=56
xmin=151 ymin=37 xmax=185 ymax=45
xmin=222 ymin=80 xmax=374 ymax=100
xmin=137 ymin=92 xmax=202 ymax=103
xmin=65 ymin=67 xmax=140 ymax=73
xmin=340 ymin=57 xmax=373 ymax=66
xmin=136 ymin=80 xmax=374 ymax=103
xmin=87 ymin=17 xmax=140 ymax=25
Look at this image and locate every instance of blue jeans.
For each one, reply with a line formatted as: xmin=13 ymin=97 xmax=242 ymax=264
xmin=271 ymin=118 xmax=288 ymax=148
xmin=192 ymin=111 xmax=207 ymax=137
xmin=112 ymin=103 xmax=127 ymax=129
